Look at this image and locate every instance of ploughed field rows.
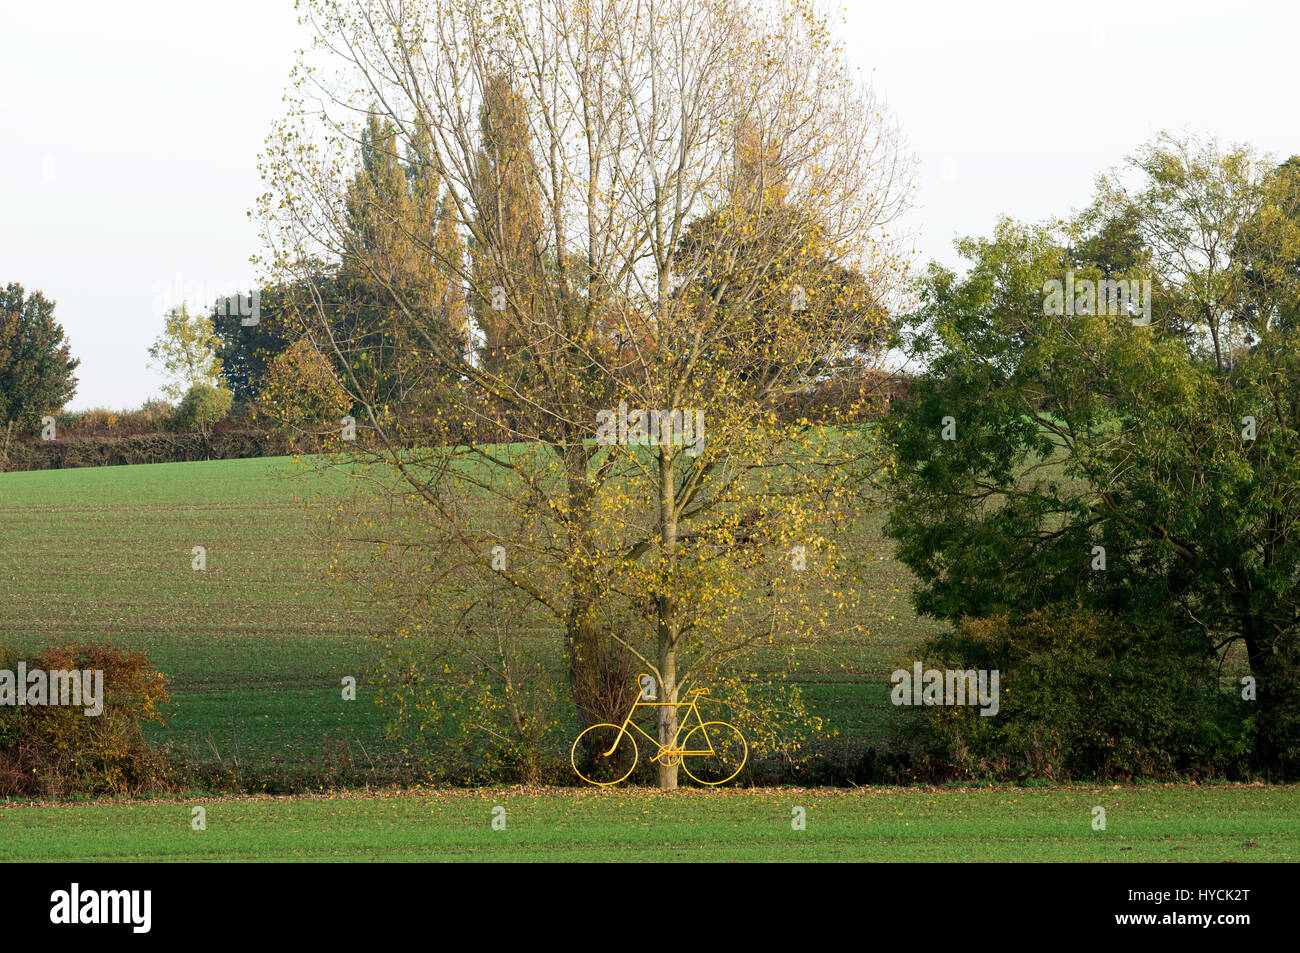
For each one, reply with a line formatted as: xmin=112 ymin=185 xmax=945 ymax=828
xmin=0 ymin=458 xmax=390 ymax=773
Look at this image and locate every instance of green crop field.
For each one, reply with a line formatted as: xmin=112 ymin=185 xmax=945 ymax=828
xmin=0 ymin=457 xmax=393 ymax=780
xmin=0 ymin=454 xmax=940 ymax=785
xmin=1 ymin=785 xmax=1295 ymax=862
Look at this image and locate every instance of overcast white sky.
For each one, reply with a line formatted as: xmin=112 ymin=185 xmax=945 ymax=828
xmin=2 ymin=0 xmax=1297 ymax=409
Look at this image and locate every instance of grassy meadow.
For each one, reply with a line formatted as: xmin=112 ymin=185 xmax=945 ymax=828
xmin=1 ymin=784 xmax=1294 ymax=862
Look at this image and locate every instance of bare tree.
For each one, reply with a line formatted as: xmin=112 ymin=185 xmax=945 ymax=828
xmin=258 ymin=0 xmax=914 ymax=787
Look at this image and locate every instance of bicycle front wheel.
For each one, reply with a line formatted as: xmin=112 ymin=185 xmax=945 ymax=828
xmin=681 ymin=721 xmax=747 ymax=785
xmin=571 ymin=723 xmax=638 ymax=786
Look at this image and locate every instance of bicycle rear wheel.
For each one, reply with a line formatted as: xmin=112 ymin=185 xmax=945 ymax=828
xmin=681 ymin=721 xmax=747 ymax=785
xmin=571 ymin=724 xmax=638 ymax=786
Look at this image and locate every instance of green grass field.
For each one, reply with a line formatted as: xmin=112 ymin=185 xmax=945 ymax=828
xmin=1 ymin=785 xmax=1295 ymax=861
xmin=0 ymin=455 xmax=939 ymax=783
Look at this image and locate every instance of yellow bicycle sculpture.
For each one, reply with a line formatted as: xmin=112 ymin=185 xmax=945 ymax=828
xmin=571 ymin=674 xmax=748 ymax=786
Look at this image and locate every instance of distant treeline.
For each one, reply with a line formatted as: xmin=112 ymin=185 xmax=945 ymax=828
xmin=0 ymin=370 xmax=909 ymax=472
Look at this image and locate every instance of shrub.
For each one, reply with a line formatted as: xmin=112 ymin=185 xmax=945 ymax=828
xmin=256 ymin=338 xmax=352 ymax=447
xmin=175 ymin=383 xmax=233 ymax=435
xmin=917 ymin=603 xmax=1250 ymax=781
xmin=1 ymin=429 xmax=290 ymax=472
xmin=0 ymin=642 xmax=174 ymax=797
xmin=55 ymin=400 xmax=177 ymax=439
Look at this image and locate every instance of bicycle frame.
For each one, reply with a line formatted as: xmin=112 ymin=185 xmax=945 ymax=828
xmin=602 ymin=689 xmax=716 ymax=763
xmin=570 ymin=674 xmax=748 ymax=787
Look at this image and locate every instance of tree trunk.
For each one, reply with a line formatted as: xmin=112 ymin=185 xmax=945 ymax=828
xmin=655 ymin=447 xmax=680 ymax=789
xmin=566 ymin=595 xmax=603 ymax=728
xmin=656 ymin=643 xmax=679 ymax=789
xmin=1242 ymin=619 xmax=1279 ymax=770
xmin=564 ymin=440 xmax=605 ymax=729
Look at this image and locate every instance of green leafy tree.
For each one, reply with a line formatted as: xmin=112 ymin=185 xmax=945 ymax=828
xmin=887 ymin=136 xmax=1300 ymax=772
xmin=210 ymin=284 xmax=294 ymax=403
xmin=0 ymin=283 xmax=79 ymax=433
xmin=256 ymin=337 xmax=352 ymax=442
xmin=1091 ymin=131 xmax=1270 ymax=369
xmin=174 ymin=383 xmax=233 ymax=436
xmin=147 ymin=305 xmax=223 ymax=401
